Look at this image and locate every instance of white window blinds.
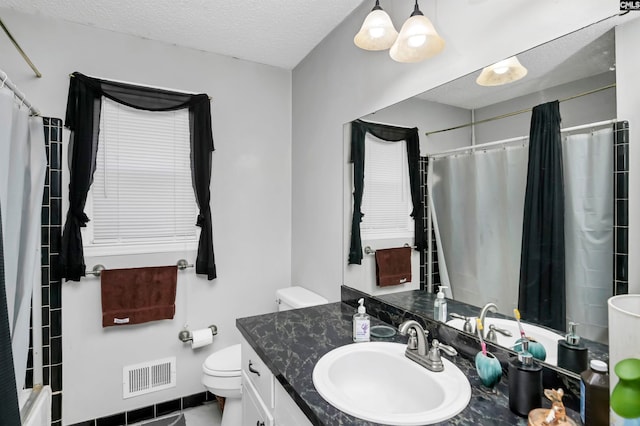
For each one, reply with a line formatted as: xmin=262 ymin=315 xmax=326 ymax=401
xmin=90 ymin=98 xmax=197 ymax=245
xmin=360 ymin=133 xmax=414 ymax=239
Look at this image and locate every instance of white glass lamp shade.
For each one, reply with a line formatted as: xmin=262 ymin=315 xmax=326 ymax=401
xmin=354 ymin=7 xmax=398 ymax=51
xmin=476 ymin=56 xmax=528 ymax=86
xmin=389 ymin=12 xmax=445 ymax=63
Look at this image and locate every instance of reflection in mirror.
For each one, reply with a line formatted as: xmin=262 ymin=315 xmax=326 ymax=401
xmin=343 ymin=15 xmax=635 ymax=357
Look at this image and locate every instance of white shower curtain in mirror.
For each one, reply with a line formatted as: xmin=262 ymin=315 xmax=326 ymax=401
xmin=0 ymin=87 xmax=47 ymax=392
xmin=429 ymin=144 xmax=528 ymax=311
xmin=562 ymin=128 xmax=613 ymax=343
xmin=430 ymin=128 xmax=613 ymax=343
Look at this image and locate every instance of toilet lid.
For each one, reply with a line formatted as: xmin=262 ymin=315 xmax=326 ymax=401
xmin=203 ymin=344 xmax=241 ymax=376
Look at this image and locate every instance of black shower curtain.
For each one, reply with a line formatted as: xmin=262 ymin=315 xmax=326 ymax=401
xmin=518 ymin=101 xmax=566 ymax=331
xmin=348 ymin=119 xmax=423 ymax=265
xmin=61 ymin=72 xmax=217 ymax=281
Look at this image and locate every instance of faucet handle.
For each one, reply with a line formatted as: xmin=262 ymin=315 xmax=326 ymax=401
xmin=423 ymin=339 xmax=457 ymax=372
xmin=450 ymin=313 xmax=475 ymax=333
xmin=486 ymin=324 xmax=512 ymax=343
xmin=431 ymin=339 xmax=457 ymax=357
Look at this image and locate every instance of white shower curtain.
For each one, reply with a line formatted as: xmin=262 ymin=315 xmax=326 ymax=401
xmin=563 ymin=128 xmax=613 ymax=343
xmin=429 ymin=144 xmax=528 ymax=311
xmin=430 ymin=128 xmax=613 ymax=343
xmin=0 ymin=87 xmax=47 ymax=392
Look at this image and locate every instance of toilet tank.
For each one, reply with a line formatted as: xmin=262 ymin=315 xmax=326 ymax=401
xmin=276 ymin=286 xmax=328 ymax=311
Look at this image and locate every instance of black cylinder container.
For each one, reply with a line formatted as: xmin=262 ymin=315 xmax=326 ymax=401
xmin=557 ymin=322 xmax=589 ymax=374
xmin=508 ymin=348 xmax=543 ymax=417
xmin=557 ymin=339 xmax=589 ymax=373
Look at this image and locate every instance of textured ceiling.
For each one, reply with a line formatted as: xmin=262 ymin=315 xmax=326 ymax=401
xmin=0 ymin=0 xmax=366 ymax=69
xmin=417 ymin=14 xmax=636 ymax=110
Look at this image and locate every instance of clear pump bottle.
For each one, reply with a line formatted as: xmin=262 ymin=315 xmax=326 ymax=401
xmin=434 ymin=286 xmax=448 ymax=322
xmin=353 ymin=298 xmax=370 ymax=342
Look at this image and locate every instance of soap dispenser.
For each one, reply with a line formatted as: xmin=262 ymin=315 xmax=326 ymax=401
xmin=557 ymin=322 xmax=588 ymax=374
xmin=353 ymin=298 xmax=370 ymax=342
xmin=508 ymin=339 xmax=543 ymax=417
xmin=434 ymin=286 xmax=448 ymax=322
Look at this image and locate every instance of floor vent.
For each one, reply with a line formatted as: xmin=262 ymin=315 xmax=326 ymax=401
xmin=123 ymin=357 xmax=176 ymax=399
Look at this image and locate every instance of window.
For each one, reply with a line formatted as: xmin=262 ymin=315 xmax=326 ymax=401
xmin=360 ymin=133 xmax=414 ymax=239
xmin=83 ymin=98 xmax=198 ymax=253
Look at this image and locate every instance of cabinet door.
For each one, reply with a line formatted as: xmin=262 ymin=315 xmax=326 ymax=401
xmin=274 ymin=380 xmax=313 ymax=426
xmin=242 ymin=340 xmax=275 ymax=409
xmin=242 ymin=371 xmax=274 ymax=426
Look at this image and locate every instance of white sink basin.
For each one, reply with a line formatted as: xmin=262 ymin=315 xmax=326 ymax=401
xmin=312 ymin=342 xmax=471 ymax=425
xmin=446 ymin=317 xmax=564 ymax=365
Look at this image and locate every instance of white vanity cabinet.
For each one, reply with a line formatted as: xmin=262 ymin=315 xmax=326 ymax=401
xmin=273 ymin=381 xmax=313 ymax=426
xmin=242 ymin=370 xmax=274 ymax=426
xmin=240 ymin=339 xmax=312 ymax=426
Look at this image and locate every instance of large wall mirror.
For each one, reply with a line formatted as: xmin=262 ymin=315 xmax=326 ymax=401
xmin=343 ymin=13 xmax=638 ymax=370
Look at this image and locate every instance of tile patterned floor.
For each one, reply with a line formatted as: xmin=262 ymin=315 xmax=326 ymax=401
xmin=130 ymin=402 xmax=222 ymax=426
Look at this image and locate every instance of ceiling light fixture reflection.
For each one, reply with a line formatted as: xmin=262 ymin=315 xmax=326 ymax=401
xmin=389 ymin=0 xmax=445 ymax=63
xmin=476 ymin=56 xmax=528 ymax=86
xmin=354 ymin=0 xmax=398 ymax=51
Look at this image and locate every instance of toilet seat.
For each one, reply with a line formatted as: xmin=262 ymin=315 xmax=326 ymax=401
xmin=203 ymin=344 xmax=241 ymax=377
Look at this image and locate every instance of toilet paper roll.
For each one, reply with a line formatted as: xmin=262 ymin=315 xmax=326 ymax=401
xmin=191 ymin=328 xmax=213 ymax=349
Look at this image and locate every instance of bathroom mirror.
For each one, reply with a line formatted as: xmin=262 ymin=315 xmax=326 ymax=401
xmin=343 ymin=13 xmax=636 ymax=362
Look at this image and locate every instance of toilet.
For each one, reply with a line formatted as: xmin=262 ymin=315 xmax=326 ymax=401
xmin=201 ymin=286 xmax=328 ymax=426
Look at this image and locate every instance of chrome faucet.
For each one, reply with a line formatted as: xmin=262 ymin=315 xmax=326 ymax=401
xmin=398 ymin=320 xmax=429 ymax=357
xmin=398 ymin=320 xmax=457 ymax=372
xmin=478 ymin=302 xmax=498 ymax=339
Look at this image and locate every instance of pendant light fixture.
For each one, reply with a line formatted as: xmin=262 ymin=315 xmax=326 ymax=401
xmin=476 ymin=56 xmax=528 ymax=86
xmin=389 ymin=0 xmax=445 ymax=63
xmin=354 ymin=0 xmax=398 ymax=51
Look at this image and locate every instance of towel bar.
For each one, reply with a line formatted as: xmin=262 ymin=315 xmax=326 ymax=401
xmin=364 ymin=244 xmax=415 ymax=255
xmin=178 ymin=325 xmax=218 ymax=343
xmin=86 ymin=259 xmax=194 ymax=277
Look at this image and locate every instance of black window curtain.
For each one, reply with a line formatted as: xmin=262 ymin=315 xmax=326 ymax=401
xmin=61 ymin=72 xmax=217 ymax=281
xmin=518 ymin=101 xmax=566 ymax=331
xmin=348 ymin=119 xmax=423 ymax=265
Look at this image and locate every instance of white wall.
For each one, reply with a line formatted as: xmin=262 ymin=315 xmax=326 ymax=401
xmin=0 ymin=9 xmax=292 ymax=424
xmin=361 ymin=97 xmax=472 ymax=155
xmin=616 ymin=17 xmax=640 ymax=294
xmin=474 ymin=72 xmax=616 ymax=144
xmin=292 ymin=0 xmax=619 ymax=303
xmin=342 ymin=98 xmax=470 ymax=296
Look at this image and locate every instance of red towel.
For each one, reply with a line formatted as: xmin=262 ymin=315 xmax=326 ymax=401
xmin=375 ymin=247 xmax=412 ymax=287
xmin=100 ymin=266 xmax=177 ymax=327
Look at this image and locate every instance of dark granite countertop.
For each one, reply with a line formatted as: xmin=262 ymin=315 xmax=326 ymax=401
xmin=237 ymin=301 xmax=558 ymax=426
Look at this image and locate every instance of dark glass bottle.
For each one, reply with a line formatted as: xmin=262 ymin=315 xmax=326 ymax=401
xmin=580 ymin=360 xmax=609 ymax=425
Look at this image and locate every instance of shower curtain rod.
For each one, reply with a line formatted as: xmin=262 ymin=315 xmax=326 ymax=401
xmin=0 ymin=68 xmax=40 ymax=116
xmin=0 ymin=17 xmax=42 ymax=78
xmin=429 ymin=119 xmax=617 ymax=158
xmin=424 ymin=83 xmax=616 ymax=136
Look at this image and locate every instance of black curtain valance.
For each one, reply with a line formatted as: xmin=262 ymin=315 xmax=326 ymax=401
xmin=61 ymin=72 xmax=216 ymax=281
xmin=348 ymin=119 xmax=423 ymax=265
xmin=518 ymin=100 xmax=565 ymax=331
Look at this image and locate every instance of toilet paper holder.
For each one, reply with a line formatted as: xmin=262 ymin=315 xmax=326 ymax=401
xmin=178 ymin=325 xmax=218 ymax=343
